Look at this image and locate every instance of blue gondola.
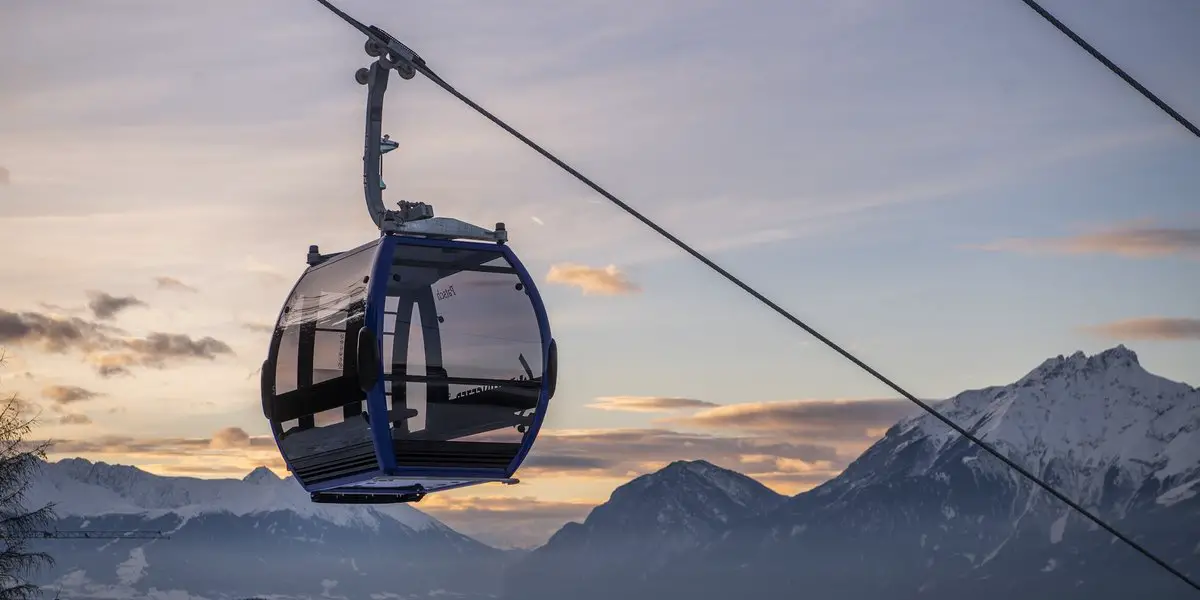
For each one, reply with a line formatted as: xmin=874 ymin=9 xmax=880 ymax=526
xmin=259 ymin=36 xmax=557 ymax=504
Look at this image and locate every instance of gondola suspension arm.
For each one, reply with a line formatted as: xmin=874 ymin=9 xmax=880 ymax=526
xmin=331 ymin=0 xmax=505 ymax=245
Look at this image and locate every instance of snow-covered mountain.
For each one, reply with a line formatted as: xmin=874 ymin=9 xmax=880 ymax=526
xmin=508 ymin=346 xmax=1200 ymax=600
xmin=24 ymin=459 xmax=512 ymax=600
xmin=31 ymin=459 xmax=443 ymax=531
xmin=504 ymin=459 xmax=783 ymax=597
xmin=882 ymin=345 xmax=1200 ymax=507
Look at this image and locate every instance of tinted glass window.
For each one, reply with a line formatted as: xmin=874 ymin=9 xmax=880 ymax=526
xmin=381 ymin=242 xmax=543 ymax=445
xmin=271 ymin=240 xmax=378 ymax=466
xmin=274 ymin=241 xmax=376 ymax=396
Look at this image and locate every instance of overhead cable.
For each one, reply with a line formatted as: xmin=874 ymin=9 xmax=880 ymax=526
xmin=314 ymin=1 xmax=1200 ymax=593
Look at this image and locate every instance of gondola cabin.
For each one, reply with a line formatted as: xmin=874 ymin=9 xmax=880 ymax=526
xmin=260 ymin=232 xmax=557 ymax=503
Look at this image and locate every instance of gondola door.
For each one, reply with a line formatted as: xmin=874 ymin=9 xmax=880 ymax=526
xmin=380 ymin=236 xmax=550 ymax=477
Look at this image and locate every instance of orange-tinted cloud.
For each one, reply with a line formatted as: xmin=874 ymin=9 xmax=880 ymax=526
xmin=517 ymin=428 xmax=843 ymax=483
xmin=1081 ymin=317 xmax=1200 ymax=341
xmin=39 ymin=427 xmax=276 ymax=456
xmin=42 ymin=424 xmax=846 ymax=492
xmin=976 ymin=223 xmax=1200 ymax=259
xmin=546 ymin=263 xmax=640 ymax=295
xmin=35 ymin=427 xmax=287 ymax=480
xmin=586 ymin=396 xmax=718 ymax=413
xmin=209 ymin=426 xmax=256 ymax=449
xmin=0 ymin=308 xmax=233 ymax=376
xmin=38 ymin=384 xmax=99 ymax=426
xmin=6 ymin=395 xmax=40 ymax=419
xmin=662 ymin=398 xmax=918 ymax=441
xmin=42 ymin=384 xmax=101 ymax=406
xmin=58 ymin=413 xmax=92 ymax=425
xmin=155 ymin=456 xmax=287 ymax=477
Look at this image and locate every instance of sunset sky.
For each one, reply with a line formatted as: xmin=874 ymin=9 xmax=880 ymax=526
xmin=1 ymin=0 xmax=1197 ymax=548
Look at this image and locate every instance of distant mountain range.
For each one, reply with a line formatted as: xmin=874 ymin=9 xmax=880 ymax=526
xmin=25 ymin=460 xmax=513 ymax=599
xmin=21 ymin=345 xmax=1200 ymax=600
xmin=507 ymin=346 xmax=1200 ymax=600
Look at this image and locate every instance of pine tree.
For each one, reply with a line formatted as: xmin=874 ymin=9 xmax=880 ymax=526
xmin=0 ymin=351 xmax=54 ymax=600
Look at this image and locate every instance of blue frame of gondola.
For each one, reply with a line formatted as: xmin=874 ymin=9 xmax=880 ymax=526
xmin=268 ymin=232 xmax=554 ymax=499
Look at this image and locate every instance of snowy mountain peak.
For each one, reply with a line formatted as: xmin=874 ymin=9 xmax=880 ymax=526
xmin=660 ymin=459 xmax=722 ymax=478
xmin=27 ymin=458 xmax=444 ymax=533
xmin=869 ymin=346 xmax=1200 ymax=507
xmin=614 ymin=459 xmax=782 ymax=511
xmin=1019 ymin=344 xmax=1142 ymax=385
xmin=511 ymin=459 xmax=787 ymax=588
xmin=243 ymin=466 xmax=281 ymax=484
xmin=558 ymin=459 xmax=787 ymax=542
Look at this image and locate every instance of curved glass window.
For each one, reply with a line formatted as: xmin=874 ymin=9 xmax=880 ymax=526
xmin=381 ymin=241 xmax=546 ymax=469
xmin=268 ymin=240 xmax=380 ymax=484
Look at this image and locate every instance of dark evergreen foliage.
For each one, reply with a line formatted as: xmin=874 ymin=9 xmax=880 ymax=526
xmin=0 ymin=352 xmax=55 ymax=600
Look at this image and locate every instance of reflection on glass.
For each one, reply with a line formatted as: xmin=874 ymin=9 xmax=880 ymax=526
xmin=384 ymin=243 xmax=544 ymax=451
xmin=272 ymin=241 xmax=378 ymax=468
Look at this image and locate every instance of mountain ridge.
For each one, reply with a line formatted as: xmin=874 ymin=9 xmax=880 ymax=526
xmin=20 ymin=345 xmax=1200 ymax=599
xmin=30 ymin=456 xmax=446 ymax=533
xmin=508 ymin=345 xmax=1200 ymax=600
xmin=25 ymin=458 xmax=510 ymax=599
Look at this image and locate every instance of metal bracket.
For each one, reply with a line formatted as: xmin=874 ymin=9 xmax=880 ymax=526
xmin=381 ymin=201 xmax=508 ymax=243
xmin=306 ymin=244 xmax=340 ymax=267
xmin=357 ymin=60 xmax=396 ymax=230
xmin=354 ymin=44 xmax=507 ymax=244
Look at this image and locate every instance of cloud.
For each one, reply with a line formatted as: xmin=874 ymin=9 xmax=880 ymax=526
xmin=86 ymin=332 xmax=235 ymax=376
xmin=243 ymin=258 xmax=289 ymax=285
xmin=0 ymin=309 xmax=118 ymax=353
xmin=661 ymin=398 xmax=920 ymax=442
xmin=46 ymin=427 xmax=839 ymax=481
xmin=154 ymin=276 xmax=198 ymax=293
xmin=516 ymin=428 xmax=845 ymax=484
xmin=241 ymin=322 xmax=274 ymax=333
xmin=36 ymin=429 xmax=290 ymax=485
xmin=420 ymin=496 xmax=596 ymax=549
xmin=41 ymin=424 xmax=845 ymax=495
xmin=42 ymin=384 xmax=102 ymax=405
xmin=117 ymin=332 xmax=234 ymax=363
xmin=546 ymin=263 xmax=640 ymax=295
xmin=58 ymin=413 xmax=92 ymax=426
xmin=6 ymin=395 xmax=40 ymax=418
xmin=86 ymin=291 xmax=147 ymax=320
xmin=1080 ymin=317 xmax=1200 ymax=341
xmin=0 ymin=308 xmax=234 ymax=375
xmin=157 ymin=460 xmax=287 ymax=477
xmin=14 ymin=384 xmax=95 ymax=425
xmin=209 ymin=426 xmax=254 ymax=449
xmin=40 ymin=427 xmax=277 ymax=456
xmin=0 ymin=166 xmax=9 ymax=185
xmin=97 ymin=365 xmax=132 ymax=378
xmin=976 ymin=223 xmax=1200 ymax=259
xmin=35 ymin=301 xmax=88 ymax=318
xmin=586 ymin=396 xmax=718 ymax=413
xmin=0 ymin=0 xmax=1186 ymax=287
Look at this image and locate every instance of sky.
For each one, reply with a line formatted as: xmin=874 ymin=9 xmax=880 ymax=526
xmin=1 ymin=0 xmax=1198 ymax=549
